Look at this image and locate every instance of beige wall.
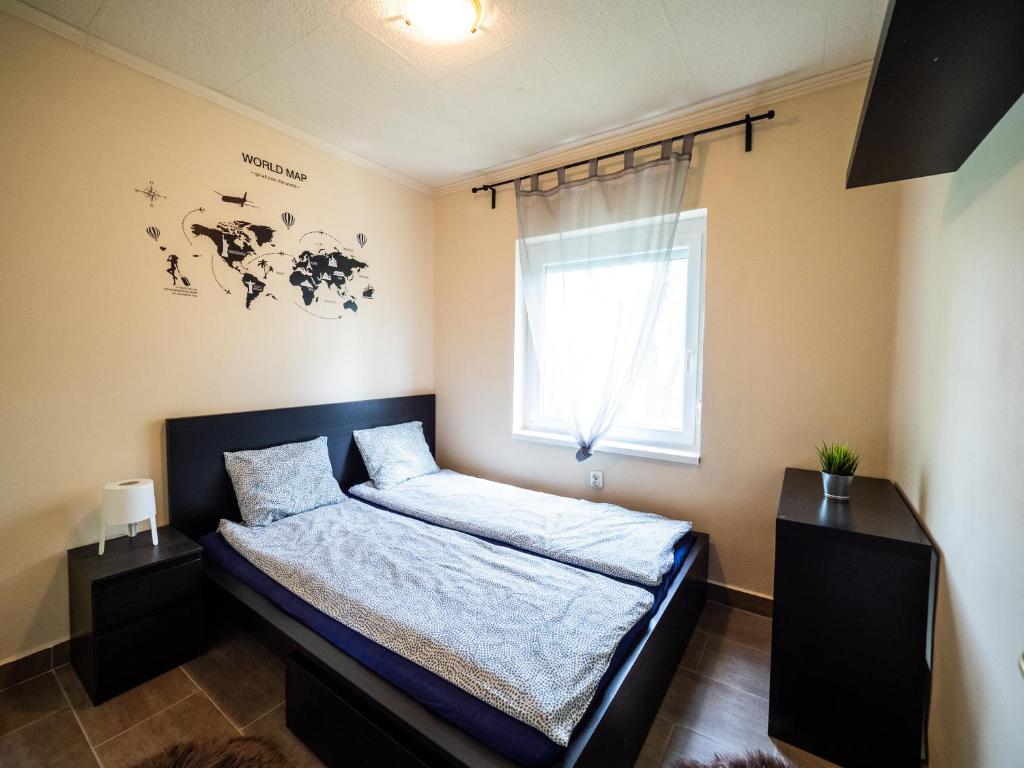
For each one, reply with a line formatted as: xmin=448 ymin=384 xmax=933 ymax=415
xmin=433 ymin=81 xmax=900 ymax=596
xmin=889 ymin=96 xmax=1024 ymax=767
xmin=0 ymin=13 xmax=434 ymax=662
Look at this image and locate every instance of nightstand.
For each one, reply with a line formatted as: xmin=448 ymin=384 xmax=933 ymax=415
xmin=68 ymin=525 xmax=204 ymax=704
xmin=769 ymin=468 xmax=937 ymax=767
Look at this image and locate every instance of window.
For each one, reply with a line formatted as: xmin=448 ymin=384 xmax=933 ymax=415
xmin=513 ymin=209 xmax=706 ymax=463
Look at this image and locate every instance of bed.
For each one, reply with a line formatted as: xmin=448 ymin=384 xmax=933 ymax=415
xmin=166 ymin=395 xmax=708 ymax=768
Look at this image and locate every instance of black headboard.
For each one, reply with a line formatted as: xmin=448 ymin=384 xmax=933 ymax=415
xmin=166 ymin=394 xmax=436 ymax=540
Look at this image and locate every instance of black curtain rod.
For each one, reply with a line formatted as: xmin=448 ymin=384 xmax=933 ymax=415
xmin=472 ymin=109 xmax=775 ymax=208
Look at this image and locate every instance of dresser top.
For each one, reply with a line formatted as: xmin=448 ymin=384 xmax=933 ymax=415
xmin=68 ymin=526 xmax=201 ymax=583
xmin=777 ymin=468 xmax=932 ymax=547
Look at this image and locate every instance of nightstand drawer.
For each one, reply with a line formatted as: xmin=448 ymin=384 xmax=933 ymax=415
xmin=93 ymin=598 xmax=203 ymax=702
xmin=94 ymin=556 xmax=201 ymax=634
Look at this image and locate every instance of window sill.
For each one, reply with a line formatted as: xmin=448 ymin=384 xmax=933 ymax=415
xmin=511 ymin=429 xmax=700 ymax=465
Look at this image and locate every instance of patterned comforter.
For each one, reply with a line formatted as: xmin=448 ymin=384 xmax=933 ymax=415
xmin=219 ymin=498 xmax=653 ymax=745
xmin=350 ymin=470 xmax=692 ymax=586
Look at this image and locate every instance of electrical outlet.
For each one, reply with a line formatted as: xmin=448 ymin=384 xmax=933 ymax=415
xmin=589 ymin=470 xmax=604 ymax=490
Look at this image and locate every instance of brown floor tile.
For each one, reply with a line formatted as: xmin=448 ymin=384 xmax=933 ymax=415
xmin=633 ymin=715 xmax=673 ymax=768
xmin=0 ymin=672 xmax=67 ymax=737
xmin=697 ymin=634 xmax=771 ymax=699
xmin=659 ymin=725 xmax=728 ymax=766
xmin=243 ymin=703 xmax=325 ymax=768
xmin=0 ymin=708 xmax=98 ymax=767
xmin=697 ymin=603 xmax=772 ymax=652
xmin=678 ymin=630 xmax=708 ymax=673
xmin=95 ymin=692 xmax=237 ymax=768
xmin=0 ymin=649 xmax=51 ymax=692
xmin=183 ymin=625 xmax=284 ymax=729
xmin=657 ymin=669 xmax=773 ymax=751
xmin=55 ymin=664 xmax=196 ymax=746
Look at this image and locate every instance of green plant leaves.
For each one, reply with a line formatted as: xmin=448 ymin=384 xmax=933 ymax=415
xmin=815 ymin=441 xmax=860 ymax=476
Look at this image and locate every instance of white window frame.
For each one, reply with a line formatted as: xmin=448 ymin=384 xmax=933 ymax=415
xmin=512 ymin=209 xmax=707 ymax=464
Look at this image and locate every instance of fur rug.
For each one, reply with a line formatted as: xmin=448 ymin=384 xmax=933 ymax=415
xmin=669 ymin=750 xmax=793 ymax=768
xmin=133 ymin=737 xmax=287 ymax=768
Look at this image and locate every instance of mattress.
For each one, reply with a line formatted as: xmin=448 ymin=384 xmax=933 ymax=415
xmin=349 ymin=470 xmax=692 ymax=586
xmin=203 ymin=500 xmax=667 ymax=767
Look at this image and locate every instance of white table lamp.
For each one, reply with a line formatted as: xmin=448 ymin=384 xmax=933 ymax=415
xmin=99 ymin=478 xmax=158 ymax=555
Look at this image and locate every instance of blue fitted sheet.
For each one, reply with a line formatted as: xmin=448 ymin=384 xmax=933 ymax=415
xmin=202 ymin=530 xmax=691 ymax=767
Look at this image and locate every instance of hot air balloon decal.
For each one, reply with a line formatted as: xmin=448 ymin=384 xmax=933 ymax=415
xmin=281 ymin=212 xmax=295 ymax=230
xmin=146 ymin=226 xmax=160 ymax=242
xmin=356 ymin=232 xmax=367 ymax=248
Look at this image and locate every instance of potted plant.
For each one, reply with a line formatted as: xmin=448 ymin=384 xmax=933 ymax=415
xmin=815 ymin=442 xmax=860 ymax=501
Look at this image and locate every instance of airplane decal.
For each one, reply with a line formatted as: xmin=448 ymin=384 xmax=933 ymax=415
xmin=215 ymin=191 xmax=258 ymax=208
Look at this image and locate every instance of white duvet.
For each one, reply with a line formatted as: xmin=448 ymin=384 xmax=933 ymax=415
xmin=350 ymin=470 xmax=692 ymax=586
xmin=219 ymin=498 xmax=652 ymax=745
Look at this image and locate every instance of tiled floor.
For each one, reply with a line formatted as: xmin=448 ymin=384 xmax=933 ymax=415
xmin=634 ymin=602 xmax=838 ymax=768
xmin=0 ymin=602 xmax=837 ymax=767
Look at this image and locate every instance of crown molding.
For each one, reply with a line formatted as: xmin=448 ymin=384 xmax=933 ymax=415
xmin=431 ymin=61 xmax=873 ymax=197
xmin=0 ymin=0 xmax=432 ymax=195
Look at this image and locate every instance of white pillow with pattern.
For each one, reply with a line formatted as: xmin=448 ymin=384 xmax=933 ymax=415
xmin=224 ymin=436 xmax=344 ymax=526
xmin=353 ymin=421 xmax=439 ymax=491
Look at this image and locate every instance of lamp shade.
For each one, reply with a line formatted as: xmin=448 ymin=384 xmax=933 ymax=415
xmin=102 ymin=478 xmax=156 ymax=525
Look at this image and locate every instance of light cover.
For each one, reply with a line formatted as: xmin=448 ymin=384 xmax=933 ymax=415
xmin=404 ymin=0 xmax=482 ymax=41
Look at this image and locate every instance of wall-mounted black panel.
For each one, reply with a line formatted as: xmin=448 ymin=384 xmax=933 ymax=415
xmin=847 ymin=0 xmax=1024 ymax=189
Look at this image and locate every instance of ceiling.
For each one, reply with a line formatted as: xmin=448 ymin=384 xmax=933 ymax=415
xmin=18 ymin=0 xmax=888 ymax=189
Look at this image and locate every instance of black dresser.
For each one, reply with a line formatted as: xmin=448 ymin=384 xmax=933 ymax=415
xmin=769 ymin=468 xmax=936 ymax=767
xmin=68 ymin=526 xmax=203 ymax=704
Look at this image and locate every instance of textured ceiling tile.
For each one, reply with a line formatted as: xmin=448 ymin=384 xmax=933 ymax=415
xmin=20 ymin=0 xmax=105 ymax=28
xmin=493 ymin=0 xmax=578 ymax=30
xmin=229 ymin=62 xmax=357 ymax=140
xmin=524 ymin=0 xmax=700 ymax=115
xmin=87 ymin=0 xmax=274 ymax=90
xmin=434 ymin=43 xmax=582 ymax=158
xmin=823 ymin=0 xmax=887 ymax=71
xmin=664 ymin=0 xmax=826 ymax=98
xmin=325 ymin=93 xmax=493 ymax=186
xmin=176 ymin=0 xmax=345 ymax=55
xmin=278 ymin=13 xmax=429 ymax=116
xmin=344 ymin=0 xmax=518 ymax=81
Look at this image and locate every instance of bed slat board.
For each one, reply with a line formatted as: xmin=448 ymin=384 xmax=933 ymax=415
xmin=166 ymin=394 xmax=435 ymax=540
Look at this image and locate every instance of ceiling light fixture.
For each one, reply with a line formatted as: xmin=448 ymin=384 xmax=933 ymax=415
xmin=404 ymin=0 xmax=482 ymax=41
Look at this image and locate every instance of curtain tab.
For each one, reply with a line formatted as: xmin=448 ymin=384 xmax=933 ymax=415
xmin=660 ymin=139 xmax=673 ymax=160
xmin=682 ymin=133 xmax=695 ymax=159
xmin=531 ymin=173 xmax=540 ymax=192
xmin=623 ymin=149 xmax=635 ymax=169
xmin=514 ymin=178 xmax=522 ymax=194
xmin=556 ymin=167 xmax=566 ymax=186
xmin=588 ymin=158 xmax=598 ymax=178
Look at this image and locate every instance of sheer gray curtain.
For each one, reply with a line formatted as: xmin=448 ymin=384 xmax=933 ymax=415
xmin=516 ymin=137 xmax=693 ymax=460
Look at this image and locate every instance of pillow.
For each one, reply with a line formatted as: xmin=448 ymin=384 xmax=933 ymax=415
xmin=224 ymin=436 xmax=344 ymax=526
xmin=352 ymin=421 xmax=439 ymax=491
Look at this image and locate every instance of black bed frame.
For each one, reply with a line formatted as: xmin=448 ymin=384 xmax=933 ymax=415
xmin=166 ymin=394 xmax=708 ymax=768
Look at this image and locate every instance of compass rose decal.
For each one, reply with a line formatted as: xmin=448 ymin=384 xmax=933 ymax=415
xmin=134 ymin=180 xmax=166 ymax=207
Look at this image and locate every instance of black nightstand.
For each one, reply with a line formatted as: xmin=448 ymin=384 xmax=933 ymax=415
xmin=769 ymin=468 xmax=937 ymax=768
xmin=68 ymin=526 xmax=204 ymax=704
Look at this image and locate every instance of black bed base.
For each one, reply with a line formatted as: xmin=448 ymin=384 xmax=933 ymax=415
xmin=168 ymin=395 xmax=708 ymax=768
xmin=204 ymin=534 xmax=708 ymax=768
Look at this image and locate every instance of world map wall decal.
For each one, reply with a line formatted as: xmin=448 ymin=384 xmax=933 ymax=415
xmin=140 ymin=183 xmax=375 ymax=319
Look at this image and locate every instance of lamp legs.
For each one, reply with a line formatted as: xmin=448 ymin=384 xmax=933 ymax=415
xmin=150 ymin=515 xmax=159 ymax=546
